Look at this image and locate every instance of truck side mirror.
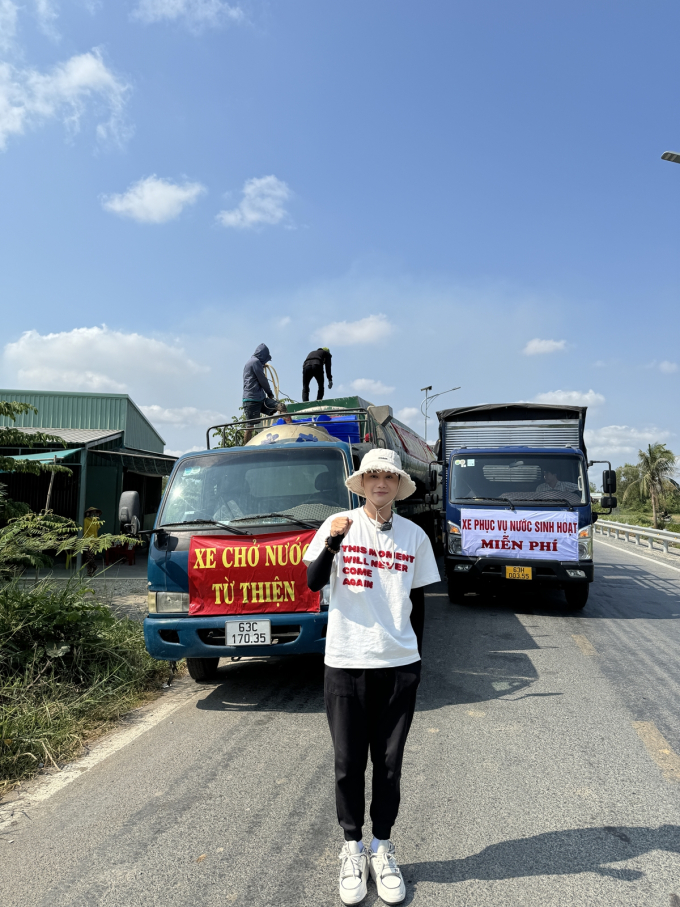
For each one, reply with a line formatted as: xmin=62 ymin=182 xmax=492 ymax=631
xmin=601 ymin=495 xmax=617 ymax=509
xmin=602 ymin=470 xmax=617 ymax=494
xmin=119 ymin=490 xmax=141 ymax=535
xmin=429 ymin=464 xmax=440 ymax=491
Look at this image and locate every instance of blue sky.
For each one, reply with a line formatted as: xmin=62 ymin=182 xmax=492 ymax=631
xmin=0 ymin=1 xmax=678 ymax=465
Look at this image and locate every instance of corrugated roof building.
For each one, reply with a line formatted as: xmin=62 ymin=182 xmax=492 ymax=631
xmin=0 ymin=390 xmax=165 ymax=452
xmin=0 ymin=390 xmax=176 ymax=553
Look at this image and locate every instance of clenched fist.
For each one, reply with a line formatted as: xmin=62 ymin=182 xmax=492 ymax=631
xmin=330 ymin=516 xmax=352 ymax=538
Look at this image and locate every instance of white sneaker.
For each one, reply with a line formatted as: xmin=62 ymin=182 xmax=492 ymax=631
xmin=369 ymin=840 xmax=406 ymax=904
xmin=338 ymin=840 xmax=368 ymax=905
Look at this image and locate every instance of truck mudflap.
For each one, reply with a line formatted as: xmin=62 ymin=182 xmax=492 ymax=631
xmin=445 ymin=556 xmax=594 ymax=586
xmin=144 ymin=612 xmax=327 ymax=661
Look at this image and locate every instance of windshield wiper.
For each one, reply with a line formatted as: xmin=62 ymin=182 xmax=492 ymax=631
xmin=229 ymin=512 xmax=318 ymax=530
xmin=161 ymin=519 xmax=248 ymax=535
xmin=458 ymin=497 xmax=516 ymax=510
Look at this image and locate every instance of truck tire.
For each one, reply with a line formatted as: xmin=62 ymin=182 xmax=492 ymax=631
xmin=447 ymin=576 xmax=472 ymax=604
xmin=186 ymin=657 xmax=220 ymax=682
xmin=564 ymin=584 xmax=589 ymax=610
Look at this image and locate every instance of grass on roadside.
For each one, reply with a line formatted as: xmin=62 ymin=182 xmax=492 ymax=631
xmin=0 ymin=578 xmax=171 ymax=795
xmin=596 ymin=509 xmax=680 ymax=535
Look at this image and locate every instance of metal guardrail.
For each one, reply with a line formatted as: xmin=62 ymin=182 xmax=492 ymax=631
xmin=594 ymin=519 xmax=680 ymax=555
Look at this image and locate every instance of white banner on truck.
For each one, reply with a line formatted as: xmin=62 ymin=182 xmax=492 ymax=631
xmin=461 ymin=509 xmax=579 ymax=560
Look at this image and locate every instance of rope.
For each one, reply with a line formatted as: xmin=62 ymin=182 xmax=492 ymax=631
xmin=264 ymin=364 xmax=280 ymax=399
xmin=264 ymin=364 xmax=297 ymax=404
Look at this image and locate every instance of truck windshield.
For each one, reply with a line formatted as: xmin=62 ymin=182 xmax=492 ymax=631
xmin=160 ymin=447 xmax=350 ymax=527
xmin=449 ymin=454 xmax=587 ymax=506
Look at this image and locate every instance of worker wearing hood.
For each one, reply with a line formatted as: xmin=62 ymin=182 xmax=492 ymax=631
xmin=243 ymin=343 xmax=274 ymax=401
xmin=242 ymin=343 xmax=279 ymax=442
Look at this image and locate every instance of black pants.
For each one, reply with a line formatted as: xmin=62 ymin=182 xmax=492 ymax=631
xmin=302 ymin=365 xmax=324 ymax=401
xmin=324 ymin=661 xmax=421 ymax=842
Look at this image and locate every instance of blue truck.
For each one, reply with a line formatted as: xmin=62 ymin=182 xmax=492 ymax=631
xmin=437 ymin=403 xmax=617 ymax=610
xmin=123 ymin=397 xmax=440 ymax=682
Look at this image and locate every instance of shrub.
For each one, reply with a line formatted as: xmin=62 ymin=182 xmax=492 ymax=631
xmin=0 ymin=579 xmax=167 ymax=791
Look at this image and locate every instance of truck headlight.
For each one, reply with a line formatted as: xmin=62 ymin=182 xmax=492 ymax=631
xmin=578 ymin=525 xmax=593 ymax=561
xmin=447 ymin=522 xmax=462 ymax=555
xmin=149 ymin=592 xmax=190 ymax=613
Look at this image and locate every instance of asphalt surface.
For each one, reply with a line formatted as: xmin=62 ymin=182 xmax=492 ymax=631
xmin=2 ymin=538 xmax=680 ymax=906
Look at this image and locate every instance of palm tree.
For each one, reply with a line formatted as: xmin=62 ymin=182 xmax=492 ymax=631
xmin=623 ymin=443 xmax=677 ymax=528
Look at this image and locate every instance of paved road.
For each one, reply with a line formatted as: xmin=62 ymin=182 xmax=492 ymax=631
xmin=2 ymin=539 xmax=680 ymax=906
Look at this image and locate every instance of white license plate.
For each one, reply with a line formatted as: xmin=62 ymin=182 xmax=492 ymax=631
xmin=225 ymin=619 xmax=271 ymax=646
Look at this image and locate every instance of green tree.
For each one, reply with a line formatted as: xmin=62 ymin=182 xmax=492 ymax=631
xmin=623 ymin=443 xmax=677 ymax=528
xmin=0 ymin=402 xmax=68 ymax=475
xmin=0 ymin=511 xmax=139 ymax=578
xmin=0 ymin=401 xmax=71 ymax=521
xmin=616 ymin=463 xmax=644 ymax=508
xmin=0 ymin=400 xmax=139 ymax=575
xmin=212 ymin=407 xmax=246 ymax=449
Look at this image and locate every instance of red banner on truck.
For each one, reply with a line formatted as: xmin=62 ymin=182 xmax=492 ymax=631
xmin=188 ymin=531 xmax=319 ymax=616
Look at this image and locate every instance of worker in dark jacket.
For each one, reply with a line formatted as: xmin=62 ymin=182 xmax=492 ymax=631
xmin=242 ymin=343 xmax=279 ymax=442
xmin=302 ymin=347 xmax=333 ymax=402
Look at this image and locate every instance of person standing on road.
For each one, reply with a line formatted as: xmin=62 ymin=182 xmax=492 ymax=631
xmin=302 ymin=347 xmax=333 ymax=401
xmin=304 ymin=449 xmax=440 ymax=905
xmin=242 ymin=343 xmax=284 ymax=443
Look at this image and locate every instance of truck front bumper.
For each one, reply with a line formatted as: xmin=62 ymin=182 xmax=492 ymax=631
xmin=445 ymin=555 xmax=594 ymax=585
xmin=144 ymin=611 xmax=328 ymax=661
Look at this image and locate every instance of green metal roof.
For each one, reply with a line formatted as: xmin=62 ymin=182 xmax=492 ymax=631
xmin=8 ymin=448 xmax=81 ymax=461
xmin=0 ymin=448 xmax=82 ymax=473
xmin=0 ymin=390 xmax=165 ymax=452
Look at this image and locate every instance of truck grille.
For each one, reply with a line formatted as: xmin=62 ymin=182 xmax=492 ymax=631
xmin=444 ymin=419 xmax=580 ymax=459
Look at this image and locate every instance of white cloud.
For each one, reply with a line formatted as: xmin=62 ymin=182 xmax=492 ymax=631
xmin=277 ymin=316 xmax=291 ymax=328
xmin=0 ymin=49 xmax=131 ymax=150
xmin=396 ymin=407 xmax=420 ymax=429
xmin=585 ymin=425 xmax=673 ymax=458
xmin=534 ymin=389 xmax=605 ymax=407
xmin=0 ymin=1 xmax=19 ymax=52
xmin=2 ymin=326 xmax=207 ymax=394
xmin=659 ymin=360 xmax=678 ymax=374
xmin=314 ymin=313 xmax=394 ymax=347
xmin=140 ymin=404 xmax=226 ymax=427
xmin=350 ymin=378 xmax=395 ymax=397
xmin=217 ymin=175 xmax=292 ymax=230
xmin=133 ymin=0 xmax=244 ymax=30
xmin=523 ymin=338 xmax=567 ymax=356
xmin=33 ymin=0 xmax=60 ymax=39
xmin=101 ymin=175 xmax=206 ymax=224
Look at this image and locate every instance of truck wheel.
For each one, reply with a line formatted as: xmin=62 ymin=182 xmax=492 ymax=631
xmin=564 ymin=584 xmax=589 ymax=610
xmin=186 ymin=657 xmax=220 ymax=682
xmin=447 ymin=576 xmax=472 ymax=605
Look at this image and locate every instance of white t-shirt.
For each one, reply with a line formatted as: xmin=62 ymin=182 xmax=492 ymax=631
xmin=304 ymin=507 xmax=441 ymax=669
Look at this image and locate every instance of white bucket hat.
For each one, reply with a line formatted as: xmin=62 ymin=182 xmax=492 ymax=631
xmin=345 ymin=448 xmax=417 ymax=501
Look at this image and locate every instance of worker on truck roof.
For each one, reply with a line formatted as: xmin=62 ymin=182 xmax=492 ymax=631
xmin=242 ymin=343 xmax=284 ymax=443
xmin=302 ymin=347 xmax=333 ymax=401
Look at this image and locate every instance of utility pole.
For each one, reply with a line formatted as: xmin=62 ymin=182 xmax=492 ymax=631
xmin=420 ymin=385 xmax=461 ymax=445
xmin=420 ymin=387 xmax=432 ymax=442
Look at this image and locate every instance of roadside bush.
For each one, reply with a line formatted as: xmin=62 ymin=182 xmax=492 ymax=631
xmin=0 ymin=579 xmax=168 ymax=792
